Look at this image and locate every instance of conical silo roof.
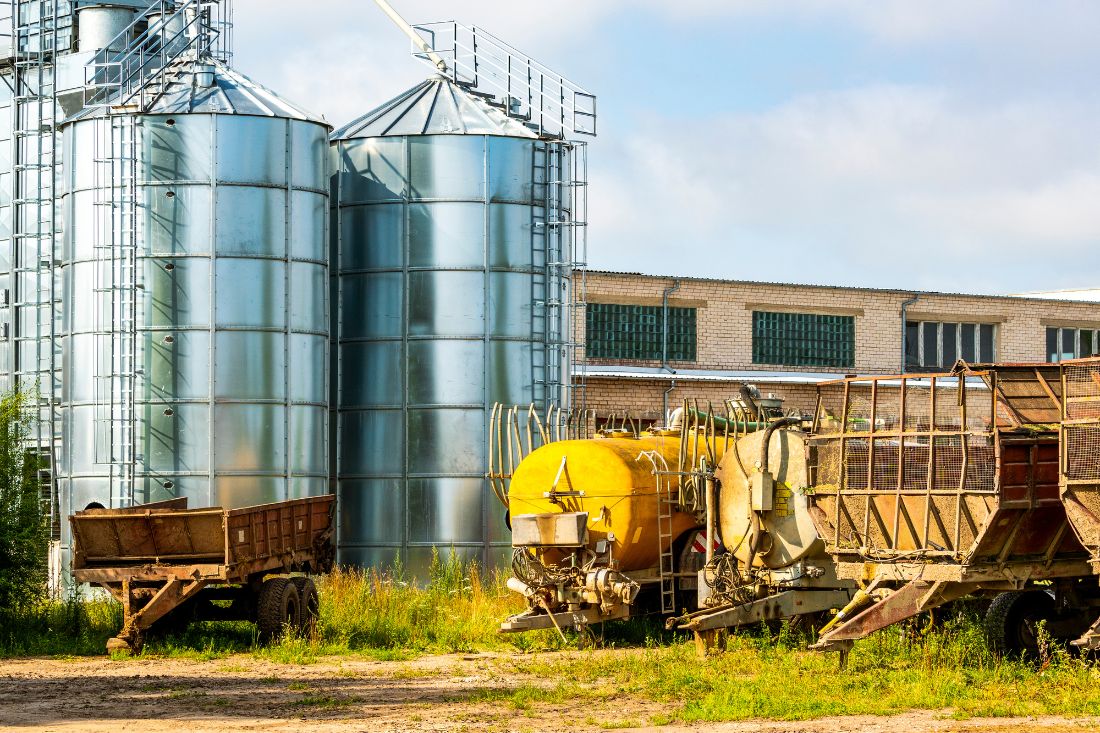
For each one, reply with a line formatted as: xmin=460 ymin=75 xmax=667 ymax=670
xmin=66 ymin=58 xmax=328 ymax=125
xmin=331 ymin=76 xmax=539 ymax=141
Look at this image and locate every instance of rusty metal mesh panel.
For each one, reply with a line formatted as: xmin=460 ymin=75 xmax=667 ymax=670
xmin=812 ymin=376 xmax=995 ymax=495
xmin=814 ymin=384 xmax=848 ymax=436
xmin=1065 ymin=363 xmax=1100 ymax=420
xmin=904 ymin=383 xmax=933 ymax=431
xmin=966 ymin=435 xmax=997 ymax=490
xmin=934 ymin=380 xmax=963 ymax=430
xmin=1066 ymin=426 xmax=1100 ymax=482
xmin=901 ymin=437 xmax=928 ymax=491
xmin=1065 ymin=362 xmax=1100 ymax=481
xmin=871 ymin=441 xmax=901 ymax=489
xmin=844 ymin=383 xmax=874 ymax=433
xmin=815 ymin=440 xmax=842 ymax=486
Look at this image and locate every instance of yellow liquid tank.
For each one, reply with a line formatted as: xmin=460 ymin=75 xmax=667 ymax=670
xmin=507 ymin=431 xmax=728 ymax=572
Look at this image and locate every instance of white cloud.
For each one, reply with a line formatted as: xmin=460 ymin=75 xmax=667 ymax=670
xmin=589 ymin=85 xmax=1100 ymax=293
xmin=226 ymin=1 xmax=1100 ymax=294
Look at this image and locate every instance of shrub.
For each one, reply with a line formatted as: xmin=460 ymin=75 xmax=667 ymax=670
xmin=0 ymin=389 xmax=48 ymax=616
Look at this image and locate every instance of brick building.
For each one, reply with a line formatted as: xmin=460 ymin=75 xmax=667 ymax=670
xmin=574 ymin=271 xmax=1100 ymax=422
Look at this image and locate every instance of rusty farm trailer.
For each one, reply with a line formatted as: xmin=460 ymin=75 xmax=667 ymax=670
xmin=804 ymin=364 xmax=1096 ymax=657
xmin=71 ymin=496 xmax=335 ymax=653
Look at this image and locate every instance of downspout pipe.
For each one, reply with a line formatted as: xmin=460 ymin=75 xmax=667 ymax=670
xmin=900 ymin=292 xmax=922 ymax=373
xmin=662 ymin=379 xmax=676 ymax=427
xmin=661 ymin=280 xmax=681 ymax=373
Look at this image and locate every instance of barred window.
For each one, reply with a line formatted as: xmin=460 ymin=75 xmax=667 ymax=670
xmin=905 ymin=321 xmax=995 ymax=371
xmin=585 ymin=303 xmax=696 ymax=362
xmin=1048 ymin=326 xmax=1100 ymax=363
xmin=752 ymin=311 xmax=854 ymax=368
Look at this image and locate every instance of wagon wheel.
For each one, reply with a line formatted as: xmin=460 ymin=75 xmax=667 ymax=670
xmin=985 ymin=590 xmax=1056 ymax=658
xmin=290 ymin=576 xmax=320 ymax=635
xmin=257 ymin=577 xmax=301 ymax=642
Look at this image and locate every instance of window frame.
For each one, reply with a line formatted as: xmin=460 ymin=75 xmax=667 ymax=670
xmin=751 ymin=310 xmax=855 ymax=369
xmin=584 ymin=302 xmax=697 ymax=363
xmin=905 ymin=320 xmax=996 ymax=371
xmin=1047 ymin=326 xmax=1100 ymax=363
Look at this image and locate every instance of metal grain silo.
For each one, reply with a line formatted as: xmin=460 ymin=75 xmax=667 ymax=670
xmin=58 ymin=58 xmax=331 ymax=524
xmin=331 ymin=76 xmax=578 ymax=574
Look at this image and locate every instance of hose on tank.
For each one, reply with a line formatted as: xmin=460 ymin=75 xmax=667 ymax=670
xmin=759 ymin=416 xmax=802 ymax=474
xmin=746 ymin=417 xmax=802 ymax=569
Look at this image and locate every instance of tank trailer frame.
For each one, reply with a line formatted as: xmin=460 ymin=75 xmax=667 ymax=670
xmin=496 ymin=392 xmax=838 ymax=637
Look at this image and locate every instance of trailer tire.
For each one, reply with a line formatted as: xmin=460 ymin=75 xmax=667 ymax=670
xmin=290 ymin=576 xmax=319 ymax=633
xmin=257 ymin=577 xmax=301 ymax=641
xmin=985 ymin=590 xmax=1055 ymax=657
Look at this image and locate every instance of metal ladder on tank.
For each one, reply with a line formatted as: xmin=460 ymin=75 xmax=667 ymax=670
xmin=638 ymin=449 xmax=678 ymax=615
xmin=90 ymin=112 xmax=140 ymax=507
xmin=656 ymin=473 xmax=677 ymax=615
xmin=12 ymin=0 xmax=64 ymax=535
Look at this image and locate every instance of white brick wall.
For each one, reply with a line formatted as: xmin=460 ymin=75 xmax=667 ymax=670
xmin=575 ymin=271 xmax=1100 ymax=416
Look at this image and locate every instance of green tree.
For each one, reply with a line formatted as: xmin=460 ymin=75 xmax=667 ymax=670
xmin=0 ymin=390 xmax=47 ymax=614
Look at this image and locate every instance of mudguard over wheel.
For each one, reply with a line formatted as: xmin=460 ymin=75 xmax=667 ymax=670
xmin=985 ymin=590 xmax=1055 ymax=657
xmin=257 ymin=577 xmax=301 ymax=641
xmin=290 ymin=576 xmax=320 ymax=633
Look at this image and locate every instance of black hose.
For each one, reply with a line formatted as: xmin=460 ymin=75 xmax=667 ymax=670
xmin=738 ymin=384 xmax=761 ymax=420
xmin=759 ymin=417 xmax=801 ymax=473
xmin=746 ymin=417 xmax=801 ymax=571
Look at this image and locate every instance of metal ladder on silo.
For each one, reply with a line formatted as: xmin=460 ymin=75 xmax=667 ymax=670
xmin=532 ymin=140 xmax=588 ymax=412
xmin=530 ymin=141 xmax=552 ymax=409
xmin=90 ymin=111 xmax=140 ymax=507
xmin=12 ymin=0 xmax=63 ymax=533
xmin=81 ymin=0 xmax=235 ymax=505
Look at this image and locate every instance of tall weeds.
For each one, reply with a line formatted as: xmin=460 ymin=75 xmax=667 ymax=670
xmin=316 ymin=551 xmax=561 ymax=653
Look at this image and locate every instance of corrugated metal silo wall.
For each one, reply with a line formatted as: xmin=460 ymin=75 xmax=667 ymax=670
xmin=332 ymin=133 xmax=568 ymax=576
xmin=57 ymin=111 xmax=331 ymax=559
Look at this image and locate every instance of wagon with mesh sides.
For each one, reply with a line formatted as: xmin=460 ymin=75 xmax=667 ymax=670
xmin=804 ymin=363 xmax=1095 ymax=657
xmin=70 ymin=495 xmax=335 ymax=654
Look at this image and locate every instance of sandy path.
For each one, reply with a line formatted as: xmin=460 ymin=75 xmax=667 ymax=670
xmin=0 ymin=653 xmax=1097 ymax=733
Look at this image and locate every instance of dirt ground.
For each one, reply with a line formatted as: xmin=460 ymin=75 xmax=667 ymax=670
xmin=1 ymin=652 xmax=1098 ymax=733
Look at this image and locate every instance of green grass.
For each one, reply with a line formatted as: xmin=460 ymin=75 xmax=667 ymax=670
xmin=0 ymin=552 xmax=563 ymax=659
xmin=8 ymin=558 xmax=1100 ymax=723
xmin=0 ymin=595 xmax=122 ymax=657
xmin=478 ymin=613 xmax=1100 ymax=722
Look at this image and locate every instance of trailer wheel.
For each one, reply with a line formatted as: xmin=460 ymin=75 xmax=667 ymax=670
xmin=985 ymin=590 xmax=1055 ymax=657
xmin=290 ymin=576 xmax=320 ymax=633
xmin=257 ymin=577 xmax=301 ymax=641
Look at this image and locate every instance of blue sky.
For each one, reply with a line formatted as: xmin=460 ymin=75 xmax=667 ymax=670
xmin=233 ymin=1 xmax=1100 ymax=295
